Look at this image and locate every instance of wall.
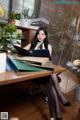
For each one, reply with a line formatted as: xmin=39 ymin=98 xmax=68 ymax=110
xmin=39 ymin=0 xmax=80 ymax=66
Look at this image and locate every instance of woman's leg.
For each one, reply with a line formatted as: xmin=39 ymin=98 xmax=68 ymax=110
xmin=50 ymin=80 xmax=62 ymax=119
xmin=51 ymin=74 xmax=70 ymax=105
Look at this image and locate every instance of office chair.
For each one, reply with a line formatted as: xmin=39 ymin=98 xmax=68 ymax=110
xmin=26 ymin=74 xmax=61 ymax=103
xmin=27 ymin=76 xmax=50 ymax=101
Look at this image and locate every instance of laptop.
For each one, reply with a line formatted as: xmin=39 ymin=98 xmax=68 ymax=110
xmin=13 ymin=45 xmax=51 ymax=59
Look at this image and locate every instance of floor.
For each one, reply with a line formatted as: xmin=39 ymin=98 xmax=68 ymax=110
xmin=0 ymin=89 xmax=80 ymax=120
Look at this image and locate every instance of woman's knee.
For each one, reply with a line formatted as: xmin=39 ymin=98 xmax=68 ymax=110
xmin=51 ymin=74 xmax=58 ymax=81
xmin=51 ymin=74 xmax=61 ymax=83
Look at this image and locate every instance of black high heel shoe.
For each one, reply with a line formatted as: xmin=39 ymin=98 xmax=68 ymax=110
xmin=63 ymin=101 xmax=71 ymax=106
xmin=56 ymin=113 xmax=62 ymax=120
xmin=56 ymin=117 xmax=62 ymax=120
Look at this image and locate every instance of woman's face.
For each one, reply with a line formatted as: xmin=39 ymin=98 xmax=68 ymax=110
xmin=37 ymin=30 xmax=46 ymax=42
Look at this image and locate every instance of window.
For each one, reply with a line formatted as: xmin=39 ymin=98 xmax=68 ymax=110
xmin=0 ymin=0 xmax=40 ymax=23
xmin=23 ymin=0 xmax=35 ymax=16
xmin=12 ymin=0 xmax=40 ymax=18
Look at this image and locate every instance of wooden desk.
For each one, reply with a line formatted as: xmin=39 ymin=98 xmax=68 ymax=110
xmin=53 ymin=64 xmax=66 ymax=73
xmin=0 ymin=70 xmax=52 ymax=86
xmin=0 ymin=69 xmax=54 ymax=119
xmin=0 ymin=65 xmax=65 ymax=84
xmin=0 ymin=65 xmax=65 ymax=119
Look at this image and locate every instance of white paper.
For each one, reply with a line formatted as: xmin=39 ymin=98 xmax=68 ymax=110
xmin=0 ymin=53 xmax=6 ymax=73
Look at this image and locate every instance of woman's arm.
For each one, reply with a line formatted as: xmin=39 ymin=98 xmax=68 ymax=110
xmin=24 ymin=44 xmax=31 ymax=50
xmin=48 ymin=44 xmax=52 ymax=56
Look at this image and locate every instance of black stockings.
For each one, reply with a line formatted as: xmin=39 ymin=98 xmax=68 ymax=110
xmin=50 ymin=73 xmax=69 ymax=119
xmin=51 ymin=74 xmax=69 ymax=104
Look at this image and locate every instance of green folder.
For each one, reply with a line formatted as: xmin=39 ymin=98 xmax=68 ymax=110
xmin=7 ymin=56 xmax=43 ymax=72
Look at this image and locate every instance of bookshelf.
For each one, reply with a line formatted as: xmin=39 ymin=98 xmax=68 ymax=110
xmin=17 ymin=25 xmax=39 ymax=47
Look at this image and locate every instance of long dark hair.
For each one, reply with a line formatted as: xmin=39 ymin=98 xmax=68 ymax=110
xmin=30 ymin=27 xmax=49 ymax=50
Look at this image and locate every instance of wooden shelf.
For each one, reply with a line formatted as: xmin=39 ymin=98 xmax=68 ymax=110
xmin=17 ymin=25 xmax=39 ymax=47
xmin=0 ymin=23 xmax=38 ymax=47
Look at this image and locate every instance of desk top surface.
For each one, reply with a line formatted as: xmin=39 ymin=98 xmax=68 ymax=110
xmin=0 ymin=70 xmax=52 ymax=86
xmin=0 ymin=64 xmax=66 ymax=86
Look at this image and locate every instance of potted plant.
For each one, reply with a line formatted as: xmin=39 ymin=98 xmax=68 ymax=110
xmin=15 ymin=13 xmax=21 ymax=20
xmin=21 ymin=8 xmax=34 ymax=26
xmin=0 ymin=23 xmax=17 ymax=51
xmin=15 ymin=12 xmax=21 ymax=26
xmin=8 ymin=11 xmax=16 ymax=24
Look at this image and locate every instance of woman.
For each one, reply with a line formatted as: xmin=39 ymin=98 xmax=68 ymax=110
xmin=24 ymin=27 xmax=71 ymax=120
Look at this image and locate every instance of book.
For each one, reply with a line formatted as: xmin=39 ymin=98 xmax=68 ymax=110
xmin=15 ymin=56 xmax=49 ymax=66
xmin=6 ymin=60 xmax=14 ymax=71
xmin=7 ymin=56 xmax=44 ymax=73
xmin=7 ymin=55 xmax=54 ymax=72
xmin=14 ymin=56 xmax=54 ymax=71
xmin=31 ymin=61 xmax=54 ymax=71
